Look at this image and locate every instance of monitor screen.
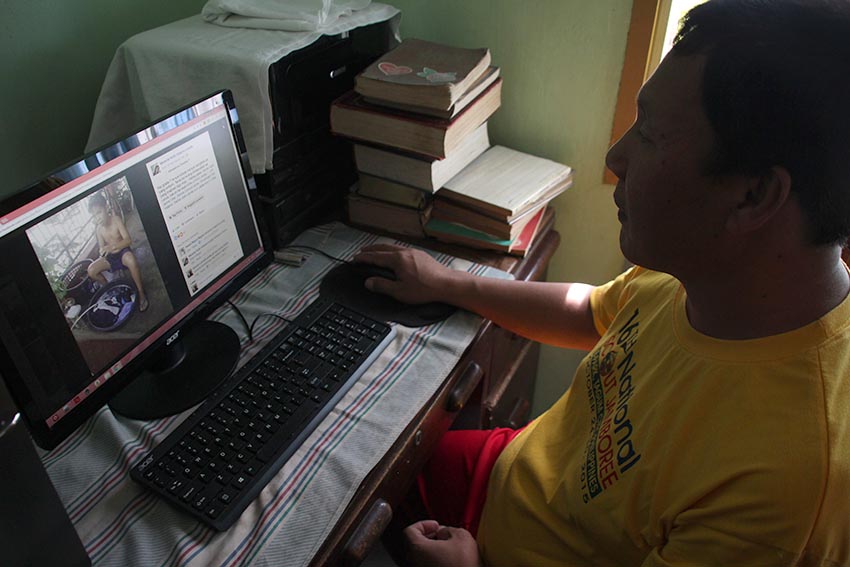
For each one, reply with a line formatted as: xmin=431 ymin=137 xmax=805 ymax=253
xmin=0 ymin=90 xmax=270 ymax=449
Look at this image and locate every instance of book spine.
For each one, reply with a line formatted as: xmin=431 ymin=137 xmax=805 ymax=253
xmin=354 ymin=144 xmax=437 ymax=191
xmin=331 ymin=103 xmax=448 ymax=159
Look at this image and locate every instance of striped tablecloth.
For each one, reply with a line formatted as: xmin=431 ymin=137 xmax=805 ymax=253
xmin=40 ymin=222 xmax=510 ymax=567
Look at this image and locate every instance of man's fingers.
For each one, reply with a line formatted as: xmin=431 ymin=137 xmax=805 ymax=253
xmin=404 ymin=522 xmax=462 ymax=542
xmin=352 ymin=251 xmax=396 ymax=268
xmin=404 ymin=519 xmax=441 ymax=541
xmin=435 ymin=526 xmax=468 ymax=540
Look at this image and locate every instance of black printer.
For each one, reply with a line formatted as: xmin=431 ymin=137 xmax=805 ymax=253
xmin=255 ymin=20 xmax=397 ymax=248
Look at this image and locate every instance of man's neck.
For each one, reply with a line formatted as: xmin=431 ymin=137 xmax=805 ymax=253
xmin=680 ymin=246 xmax=849 ymax=340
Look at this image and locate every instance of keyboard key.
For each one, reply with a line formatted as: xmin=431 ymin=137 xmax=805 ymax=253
xmin=192 ymin=493 xmax=210 ymax=511
xmin=218 ymin=489 xmax=236 ymax=504
xmin=180 ymin=485 xmax=198 ymax=502
xmin=167 ymin=478 xmax=185 ymax=495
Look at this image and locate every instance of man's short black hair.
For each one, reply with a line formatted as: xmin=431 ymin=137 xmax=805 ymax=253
xmin=673 ymin=0 xmax=850 ymax=246
xmin=88 ymin=192 xmax=107 ymax=212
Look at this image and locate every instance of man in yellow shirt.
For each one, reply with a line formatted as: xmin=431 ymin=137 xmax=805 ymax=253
xmin=355 ymin=0 xmax=850 ymax=564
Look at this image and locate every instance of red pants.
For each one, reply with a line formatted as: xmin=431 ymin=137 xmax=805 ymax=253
xmin=417 ymin=427 xmax=524 ymax=537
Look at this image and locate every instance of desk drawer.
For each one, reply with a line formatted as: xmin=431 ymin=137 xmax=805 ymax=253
xmin=484 ymin=336 xmax=538 ymax=428
xmin=315 ymin=331 xmax=490 ymax=566
xmin=488 ymin=326 xmax=534 ymax=401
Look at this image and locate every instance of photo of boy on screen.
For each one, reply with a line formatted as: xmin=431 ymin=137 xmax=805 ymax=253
xmin=26 ymin=178 xmax=173 ymax=374
xmin=87 ymin=192 xmax=149 ymax=313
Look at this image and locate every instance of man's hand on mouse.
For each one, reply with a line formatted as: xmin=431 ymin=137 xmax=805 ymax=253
xmin=353 ymin=244 xmax=454 ymax=305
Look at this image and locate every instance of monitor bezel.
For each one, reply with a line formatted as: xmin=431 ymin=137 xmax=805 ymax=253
xmin=0 ymin=90 xmax=272 ymax=449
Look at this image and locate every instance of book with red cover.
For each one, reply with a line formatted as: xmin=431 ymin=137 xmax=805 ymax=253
xmin=424 ymin=207 xmax=550 ymax=257
xmin=431 ymin=198 xmax=547 ymax=240
xmin=509 ymin=206 xmax=549 ymax=257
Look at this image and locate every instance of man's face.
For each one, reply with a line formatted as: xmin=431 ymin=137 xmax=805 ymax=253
xmin=91 ymin=205 xmax=107 ymax=225
xmin=605 ymin=53 xmax=736 ymax=276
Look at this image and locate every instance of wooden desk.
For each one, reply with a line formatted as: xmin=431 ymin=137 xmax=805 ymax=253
xmin=311 ymin=220 xmax=560 ymax=566
xmin=36 ymin=220 xmax=558 ymax=566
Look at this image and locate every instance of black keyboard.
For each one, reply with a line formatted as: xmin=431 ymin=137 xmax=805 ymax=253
xmin=130 ymin=298 xmax=395 ymax=530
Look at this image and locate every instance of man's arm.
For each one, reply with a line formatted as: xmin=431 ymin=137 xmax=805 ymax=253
xmin=95 ymin=227 xmax=107 ymax=256
xmin=353 ymin=244 xmax=601 ymax=350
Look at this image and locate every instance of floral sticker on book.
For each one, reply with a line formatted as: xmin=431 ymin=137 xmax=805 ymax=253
xmin=378 ymin=62 xmax=413 ymax=76
xmin=417 ymin=67 xmax=457 ymax=83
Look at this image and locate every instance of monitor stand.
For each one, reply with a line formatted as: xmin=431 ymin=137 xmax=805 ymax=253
xmin=108 ymin=320 xmax=240 ymax=420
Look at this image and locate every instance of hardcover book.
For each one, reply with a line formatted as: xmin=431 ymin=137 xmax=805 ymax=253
xmin=346 ymin=192 xmax=431 ymax=238
xmin=352 ymin=122 xmax=490 ymax=192
xmin=357 ymin=174 xmax=431 ymax=209
xmin=425 ymin=207 xmax=550 ymax=257
xmin=363 ymin=67 xmax=501 ymax=119
xmin=355 ymin=38 xmax=491 ymax=112
xmin=439 ymin=146 xmax=573 ymax=220
xmin=330 ymin=79 xmax=502 ymax=159
xmin=431 ymin=198 xmax=548 ymax=240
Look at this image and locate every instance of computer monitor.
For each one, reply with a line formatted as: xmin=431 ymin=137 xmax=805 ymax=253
xmin=0 ymin=90 xmax=271 ymax=449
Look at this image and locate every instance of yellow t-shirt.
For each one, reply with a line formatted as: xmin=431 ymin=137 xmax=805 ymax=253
xmin=477 ymin=267 xmax=850 ymax=566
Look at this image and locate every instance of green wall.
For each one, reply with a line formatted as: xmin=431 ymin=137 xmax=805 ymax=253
xmin=385 ymin=0 xmax=631 ymax=415
xmin=0 ymin=0 xmax=631 ymax=416
xmin=0 ymin=0 xmax=206 ymax=196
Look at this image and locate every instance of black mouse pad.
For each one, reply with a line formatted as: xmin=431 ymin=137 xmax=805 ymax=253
xmin=319 ymin=263 xmax=456 ymax=327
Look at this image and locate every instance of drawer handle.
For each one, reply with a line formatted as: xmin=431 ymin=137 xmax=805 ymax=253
xmin=507 ymin=397 xmax=531 ymax=429
xmin=343 ymin=498 xmax=393 ymax=567
xmin=447 ymin=362 xmax=483 ymax=412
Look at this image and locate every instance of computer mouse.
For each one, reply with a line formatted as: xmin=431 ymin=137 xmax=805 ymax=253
xmin=319 ymin=262 xmax=457 ymax=327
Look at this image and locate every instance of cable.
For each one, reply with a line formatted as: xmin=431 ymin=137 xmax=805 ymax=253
xmin=226 ymin=299 xmax=253 ymax=342
xmin=249 ymin=312 xmax=293 ymax=340
xmin=226 ymin=300 xmax=293 ymax=343
xmin=274 ymin=244 xmax=349 ymax=265
xmin=257 ymin=244 xmax=343 ymax=340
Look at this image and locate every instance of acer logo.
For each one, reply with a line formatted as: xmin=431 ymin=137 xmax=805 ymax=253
xmin=166 ymin=330 xmax=180 ymax=346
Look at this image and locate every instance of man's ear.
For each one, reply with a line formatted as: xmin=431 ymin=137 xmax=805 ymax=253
xmin=725 ymin=166 xmax=792 ymax=235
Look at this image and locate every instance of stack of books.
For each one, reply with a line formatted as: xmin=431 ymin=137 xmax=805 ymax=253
xmin=330 ymin=38 xmax=501 ymax=237
xmin=425 ymin=146 xmax=573 ymax=256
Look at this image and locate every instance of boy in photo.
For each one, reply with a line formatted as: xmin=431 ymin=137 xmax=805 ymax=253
xmin=86 ymin=193 xmax=149 ymax=312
